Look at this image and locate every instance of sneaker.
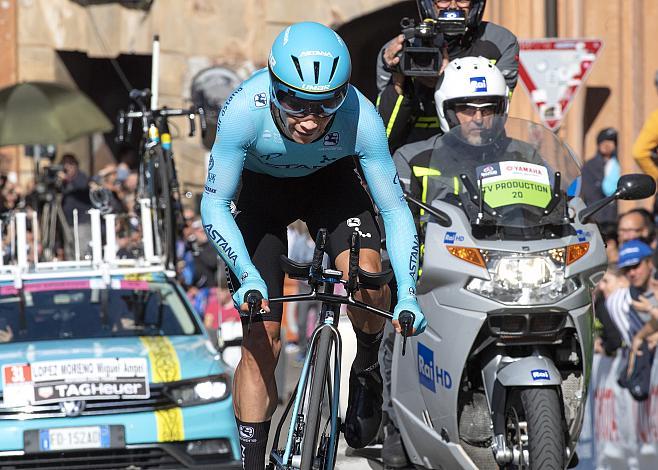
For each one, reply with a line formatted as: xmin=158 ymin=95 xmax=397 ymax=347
xmin=344 ymin=364 xmax=383 ymax=449
xmin=381 ymin=421 xmax=410 ymax=468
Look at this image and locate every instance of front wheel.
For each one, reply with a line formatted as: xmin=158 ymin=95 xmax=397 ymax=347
xmin=506 ymin=387 xmax=565 ymax=470
xmin=300 ymin=326 xmax=334 ymax=470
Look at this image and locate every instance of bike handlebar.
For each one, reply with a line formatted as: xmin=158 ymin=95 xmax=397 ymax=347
xmin=268 ymin=291 xmax=393 ymax=321
xmin=116 ymin=87 xmax=207 ymax=143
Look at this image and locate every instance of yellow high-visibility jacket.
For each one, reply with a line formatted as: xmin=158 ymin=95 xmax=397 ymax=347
xmin=633 ymin=109 xmax=658 ymax=179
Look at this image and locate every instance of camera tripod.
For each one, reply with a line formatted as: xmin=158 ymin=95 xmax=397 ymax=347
xmin=40 ymin=192 xmax=75 ymax=261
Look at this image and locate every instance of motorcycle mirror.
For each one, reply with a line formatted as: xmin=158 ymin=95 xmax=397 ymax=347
xmin=614 ymin=173 xmax=656 ymax=200
xmin=579 ymin=174 xmax=657 ymax=224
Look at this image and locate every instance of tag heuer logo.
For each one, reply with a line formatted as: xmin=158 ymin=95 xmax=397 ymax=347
xmin=254 ymin=92 xmax=267 ymax=108
xmin=324 ymin=132 xmax=339 ymax=146
xmin=59 ymin=400 xmax=86 ymax=417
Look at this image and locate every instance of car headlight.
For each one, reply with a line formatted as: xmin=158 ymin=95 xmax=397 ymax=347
xmin=165 ymin=374 xmax=230 ymax=406
xmin=462 ymin=246 xmax=585 ymax=306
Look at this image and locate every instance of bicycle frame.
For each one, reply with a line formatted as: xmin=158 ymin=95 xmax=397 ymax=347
xmin=116 ymin=90 xmax=206 ymax=269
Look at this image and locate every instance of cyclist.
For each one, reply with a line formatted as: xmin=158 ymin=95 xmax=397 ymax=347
xmin=200 ymin=22 xmax=426 ymax=470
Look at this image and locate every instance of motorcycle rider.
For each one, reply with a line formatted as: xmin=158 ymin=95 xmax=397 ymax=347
xmin=378 ymin=5 xmax=517 ymax=464
xmin=378 ymin=55 xmax=511 ymax=466
xmin=200 ymin=22 xmax=426 ymax=470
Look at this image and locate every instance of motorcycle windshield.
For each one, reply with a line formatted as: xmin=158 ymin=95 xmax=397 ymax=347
xmin=426 ymin=117 xmax=582 ymax=229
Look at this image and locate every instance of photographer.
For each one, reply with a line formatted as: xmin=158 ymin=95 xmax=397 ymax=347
xmin=60 ymin=154 xmax=93 ymax=256
xmin=377 ymin=0 xmax=518 ymax=152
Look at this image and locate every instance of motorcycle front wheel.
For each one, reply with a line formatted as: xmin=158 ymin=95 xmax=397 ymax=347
xmin=505 ymin=387 xmax=565 ymax=470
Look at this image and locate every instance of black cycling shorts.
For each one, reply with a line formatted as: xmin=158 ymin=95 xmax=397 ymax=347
xmin=228 ymin=158 xmax=381 ymax=323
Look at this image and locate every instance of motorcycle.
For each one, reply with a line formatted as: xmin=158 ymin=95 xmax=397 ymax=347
xmin=391 ymin=117 xmax=655 ymax=469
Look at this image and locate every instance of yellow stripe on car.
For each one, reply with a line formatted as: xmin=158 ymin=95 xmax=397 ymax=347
xmin=141 ymin=336 xmax=184 ymax=442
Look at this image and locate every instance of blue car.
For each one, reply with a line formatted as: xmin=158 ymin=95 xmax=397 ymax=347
xmin=0 ymin=266 xmax=241 ymax=469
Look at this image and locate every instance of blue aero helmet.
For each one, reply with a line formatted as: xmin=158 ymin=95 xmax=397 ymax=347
xmin=269 ymin=22 xmax=351 ymax=118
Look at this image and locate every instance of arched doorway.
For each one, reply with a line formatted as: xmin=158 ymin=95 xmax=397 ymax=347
xmin=337 ymin=1 xmax=417 ymax=101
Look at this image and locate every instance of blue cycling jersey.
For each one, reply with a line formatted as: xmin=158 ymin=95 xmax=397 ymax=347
xmin=200 ymin=69 xmax=420 ymax=305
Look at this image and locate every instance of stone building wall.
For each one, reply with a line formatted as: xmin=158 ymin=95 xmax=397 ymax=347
xmin=1 ymin=0 xmax=657 ymax=209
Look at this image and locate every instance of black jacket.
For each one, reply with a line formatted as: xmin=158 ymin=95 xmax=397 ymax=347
xmin=61 ymin=171 xmax=92 ymax=225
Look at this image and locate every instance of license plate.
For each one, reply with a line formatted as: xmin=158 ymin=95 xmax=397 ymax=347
xmin=39 ymin=425 xmax=110 ymax=451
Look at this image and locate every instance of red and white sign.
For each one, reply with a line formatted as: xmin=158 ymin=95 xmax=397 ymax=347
xmin=518 ymin=38 xmax=603 ymax=131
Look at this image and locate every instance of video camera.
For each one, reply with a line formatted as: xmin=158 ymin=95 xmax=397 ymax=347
xmin=398 ymin=9 xmax=467 ymax=76
xmin=34 ymin=165 xmax=65 ymax=202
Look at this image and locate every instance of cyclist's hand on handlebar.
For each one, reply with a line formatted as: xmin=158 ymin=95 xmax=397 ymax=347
xmin=393 ymin=298 xmax=427 ymax=336
xmin=233 ymin=281 xmax=270 ymax=315
xmin=240 ymin=297 xmax=270 ymax=315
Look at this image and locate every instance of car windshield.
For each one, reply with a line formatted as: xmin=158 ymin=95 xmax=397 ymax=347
xmin=0 ymin=279 xmax=200 ymax=343
xmin=425 ymin=117 xmax=582 ymax=230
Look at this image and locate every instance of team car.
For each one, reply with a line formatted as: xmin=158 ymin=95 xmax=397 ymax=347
xmin=0 ymin=212 xmax=241 ymax=469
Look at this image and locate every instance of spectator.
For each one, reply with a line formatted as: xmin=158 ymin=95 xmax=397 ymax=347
xmin=60 ymin=154 xmax=92 ymax=227
xmin=607 ymin=240 xmax=656 ymax=348
xmin=94 ymin=164 xmax=126 ymax=215
xmin=185 ymin=220 xmax=220 ymax=317
xmin=582 ymin=128 xmax=620 ymax=235
xmin=204 ymin=286 xmax=240 ymax=349
xmin=59 ymin=154 xmax=92 ymax=258
xmin=632 ymin=70 xmax=658 ymax=218
xmin=594 ymin=265 xmax=626 ymax=356
xmin=617 ymin=208 xmax=655 ymax=246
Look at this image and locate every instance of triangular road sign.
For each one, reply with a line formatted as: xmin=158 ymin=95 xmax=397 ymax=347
xmin=518 ymin=38 xmax=603 ymax=131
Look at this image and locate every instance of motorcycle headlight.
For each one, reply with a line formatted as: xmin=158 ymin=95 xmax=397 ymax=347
xmin=463 ymin=246 xmax=584 ymax=306
xmin=165 ymin=374 xmax=230 ymax=407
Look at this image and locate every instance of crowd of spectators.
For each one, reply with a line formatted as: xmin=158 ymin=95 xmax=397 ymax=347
xmin=0 ymin=150 xmax=244 ymax=344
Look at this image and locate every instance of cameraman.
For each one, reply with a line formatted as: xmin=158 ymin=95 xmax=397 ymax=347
xmin=377 ymin=0 xmax=518 ymax=152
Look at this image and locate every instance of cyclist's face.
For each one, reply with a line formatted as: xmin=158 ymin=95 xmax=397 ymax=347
xmin=455 ymin=102 xmax=496 ymax=145
xmin=285 ymin=113 xmax=333 ymax=144
xmin=433 ymin=0 xmax=470 ymax=16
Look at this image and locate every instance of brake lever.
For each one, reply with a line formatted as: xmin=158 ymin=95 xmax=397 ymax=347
xmin=197 ymin=107 xmax=207 ymax=139
xmin=188 ymin=111 xmax=196 ymax=137
xmin=244 ymin=290 xmax=263 ymax=336
xmin=398 ymin=311 xmax=415 ymax=356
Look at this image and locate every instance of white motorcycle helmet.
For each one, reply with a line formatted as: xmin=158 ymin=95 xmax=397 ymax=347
xmin=434 ymin=56 xmax=509 ymax=133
